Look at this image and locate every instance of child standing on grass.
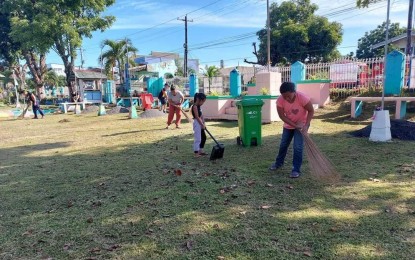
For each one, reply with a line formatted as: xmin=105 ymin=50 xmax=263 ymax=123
xmin=269 ymin=82 xmax=314 ymax=178
xmin=191 ymin=93 xmax=207 ymax=157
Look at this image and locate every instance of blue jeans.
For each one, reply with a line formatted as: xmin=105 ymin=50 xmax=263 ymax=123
xmin=32 ymin=103 xmax=44 ymax=118
xmin=274 ymin=127 xmax=304 ymax=173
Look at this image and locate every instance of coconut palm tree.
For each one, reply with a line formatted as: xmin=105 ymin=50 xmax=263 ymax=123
xmin=99 ymin=39 xmax=137 ymax=84
xmin=44 ymin=70 xmax=59 ymax=87
xmin=203 ymin=65 xmax=220 ymax=94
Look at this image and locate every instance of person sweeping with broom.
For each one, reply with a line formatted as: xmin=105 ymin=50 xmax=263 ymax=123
xmin=269 ymin=82 xmax=314 ymax=178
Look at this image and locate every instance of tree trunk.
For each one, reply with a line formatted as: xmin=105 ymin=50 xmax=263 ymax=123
xmin=24 ymin=52 xmax=47 ymax=99
xmin=54 ymin=38 xmax=76 ymax=101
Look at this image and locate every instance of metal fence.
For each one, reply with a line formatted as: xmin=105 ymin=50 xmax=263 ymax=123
xmin=255 ymin=56 xmax=415 ymax=99
xmin=130 ymin=56 xmax=415 ymax=99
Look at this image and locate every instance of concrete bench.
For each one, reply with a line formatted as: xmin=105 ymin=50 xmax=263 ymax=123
xmin=350 ymin=96 xmax=415 ymax=119
xmin=61 ymin=101 xmax=103 ymax=114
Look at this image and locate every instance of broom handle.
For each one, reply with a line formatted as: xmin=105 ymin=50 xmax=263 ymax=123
xmin=205 ymin=128 xmax=220 ymax=146
xmin=180 ymin=107 xmax=193 ymax=123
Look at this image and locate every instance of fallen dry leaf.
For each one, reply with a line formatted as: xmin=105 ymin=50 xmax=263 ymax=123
xmin=266 ymin=183 xmax=273 ymax=187
xmin=174 ymin=169 xmax=182 ymax=176
xmin=213 ymin=224 xmax=220 ymax=229
xmin=286 ymin=185 xmax=294 ymax=190
xmin=329 ymin=227 xmax=338 ymax=232
xmin=86 ymin=217 xmax=93 ymax=223
xmin=63 ymin=243 xmax=71 ymax=250
xmin=247 ymin=180 xmax=255 ymax=186
xmin=186 ymin=240 xmax=193 ymax=250
xmin=22 ymin=229 xmax=34 ymax=236
xmin=89 ymin=247 xmax=101 ymax=253
xmin=260 ymin=205 xmax=271 ymax=209
xmin=303 ymin=251 xmax=312 ymax=257
xmin=217 ymin=256 xmax=225 ymax=260
xmin=105 ymin=244 xmax=121 ymax=251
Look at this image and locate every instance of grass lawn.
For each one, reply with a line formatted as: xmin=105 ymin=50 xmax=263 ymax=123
xmin=0 ymin=102 xmax=414 ymax=259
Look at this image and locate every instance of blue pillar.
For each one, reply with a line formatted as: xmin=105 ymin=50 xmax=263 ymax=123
xmin=385 ymin=50 xmax=405 ymax=95
xmin=106 ymin=80 xmax=114 ymax=104
xmin=230 ymin=68 xmax=241 ymax=97
xmin=125 ymin=62 xmax=130 ymax=95
xmin=147 ymin=77 xmax=158 ymax=96
xmin=189 ymin=74 xmax=198 ymax=96
xmin=291 ymin=61 xmax=306 ymax=85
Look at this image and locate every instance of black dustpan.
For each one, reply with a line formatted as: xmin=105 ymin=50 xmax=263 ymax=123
xmin=205 ymin=128 xmax=225 ymax=160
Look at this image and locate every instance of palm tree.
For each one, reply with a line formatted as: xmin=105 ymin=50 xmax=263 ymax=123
xmin=99 ymin=39 xmax=138 ymax=84
xmin=203 ymin=65 xmax=220 ymax=94
xmin=44 ymin=70 xmax=59 ymax=87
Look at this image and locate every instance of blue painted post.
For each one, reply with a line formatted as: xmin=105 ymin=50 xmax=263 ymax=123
xmin=384 ymin=50 xmax=406 ymax=95
xmin=355 ymin=101 xmax=363 ymax=117
xmin=399 ymin=101 xmax=407 ymax=119
xmin=147 ymin=77 xmax=158 ymax=96
xmin=291 ymin=61 xmax=306 ymax=87
xmin=106 ymin=81 xmax=113 ymax=104
xmin=125 ymin=62 xmax=130 ymax=95
xmin=189 ymin=74 xmax=198 ymax=96
xmin=230 ymin=68 xmax=241 ymax=97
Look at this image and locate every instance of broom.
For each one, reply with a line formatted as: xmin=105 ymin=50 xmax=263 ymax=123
xmin=301 ymin=132 xmax=340 ymax=183
xmin=180 ymin=107 xmax=193 ymax=123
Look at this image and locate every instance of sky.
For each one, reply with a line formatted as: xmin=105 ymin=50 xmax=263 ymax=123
xmin=46 ymin=0 xmax=410 ymax=70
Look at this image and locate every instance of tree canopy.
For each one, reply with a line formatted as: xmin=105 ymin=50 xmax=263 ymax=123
xmin=100 ymin=39 xmax=137 ymax=83
xmin=356 ymin=22 xmax=405 ymax=58
xmin=356 ymin=0 xmax=383 ymax=8
xmin=255 ymin=0 xmax=342 ymax=65
xmin=3 ymin=0 xmax=116 ymax=99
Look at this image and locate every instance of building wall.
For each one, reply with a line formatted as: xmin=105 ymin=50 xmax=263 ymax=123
xmin=47 ymin=63 xmax=66 ymax=77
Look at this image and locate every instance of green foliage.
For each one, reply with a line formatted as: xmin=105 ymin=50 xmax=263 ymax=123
xmin=256 ymin=0 xmax=342 ymax=65
xmin=0 ymin=9 xmax=20 ymax=66
xmin=100 ymin=38 xmax=137 ymax=83
xmin=260 ymin=87 xmax=270 ymax=95
xmin=2 ymin=0 xmax=116 ymax=98
xmin=356 ymin=22 xmax=405 ymax=58
xmin=356 ymin=0 xmax=383 ymax=8
xmin=174 ymin=59 xmax=184 ymax=76
xmin=164 ymin=73 xmax=174 ymax=79
xmin=309 ymin=71 xmax=329 ymax=80
xmin=209 ymin=90 xmax=220 ymax=96
xmin=203 ymin=65 xmax=220 ymax=94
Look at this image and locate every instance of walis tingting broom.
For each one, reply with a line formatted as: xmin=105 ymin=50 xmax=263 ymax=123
xmin=301 ymin=132 xmax=340 ymax=183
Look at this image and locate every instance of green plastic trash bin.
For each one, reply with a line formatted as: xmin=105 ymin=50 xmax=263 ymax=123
xmin=236 ymin=98 xmax=264 ymax=147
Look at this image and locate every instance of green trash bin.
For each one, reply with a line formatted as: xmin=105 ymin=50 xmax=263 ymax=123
xmin=236 ymin=98 xmax=264 ymax=147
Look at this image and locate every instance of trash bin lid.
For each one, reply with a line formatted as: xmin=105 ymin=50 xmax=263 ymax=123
xmin=236 ymin=98 xmax=264 ymax=107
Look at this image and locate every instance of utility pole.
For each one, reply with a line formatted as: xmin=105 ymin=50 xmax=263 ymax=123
xmin=79 ymin=48 xmax=85 ymax=69
xmin=178 ymin=15 xmax=193 ymax=77
xmin=125 ymin=38 xmax=130 ymax=96
xmin=267 ymin=0 xmax=271 ymax=72
xmin=382 ymin=0 xmax=391 ymax=110
xmin=406 ymin=0 xmax=414 ymax=56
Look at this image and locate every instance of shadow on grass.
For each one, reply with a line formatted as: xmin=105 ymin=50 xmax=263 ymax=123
xmin=0 ymin=126 xmax=414 ymax=259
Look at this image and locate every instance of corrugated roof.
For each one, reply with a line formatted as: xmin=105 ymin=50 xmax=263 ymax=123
xmin=74 ymin=70 xmax=107 ymax=79
xmin=371 ymin=32 xmax=415 ymax=49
